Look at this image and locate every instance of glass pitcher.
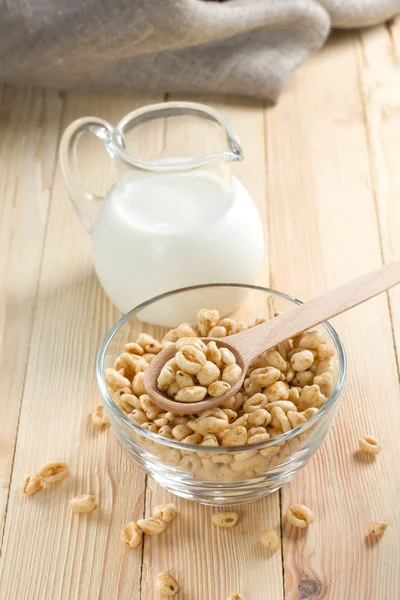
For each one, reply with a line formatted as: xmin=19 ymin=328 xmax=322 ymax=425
xmin=60 ymin=102 xmax=264 ymax=321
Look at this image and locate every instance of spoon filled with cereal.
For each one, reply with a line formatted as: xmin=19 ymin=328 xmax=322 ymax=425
xmin=145 ymin=261 xmax=400 ymax=414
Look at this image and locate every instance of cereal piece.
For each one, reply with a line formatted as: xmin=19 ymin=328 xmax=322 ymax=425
xmin=142 ymin=422 xmax=159 ymax=433
xmin=270 ymin=406 xmax=291 ymax=433
xmin=152 ymin=503 xmax=178 ymax=522
xmin=176 ymin=345 xmax=206 ymax=375
xmin=197 ymin=361 xmax=220 ymax=386
xmin=197 ymin=308 xmax=219 ymax=333
xmin=132 ymin=372 xmax=146 ymax=396
xmin=119 ymin=393 xmax=141 ymax=412
xmin=301 ymin=407 xmax=319 ymax=420
xmin=250 ymin=366 xmax=281 ymax=387
xmin=104 ymin=368 xmax=131 ymax=390
xmin=260 ymin=528 xmax=280 ymax=554
xmin=175 ymin=386 xmax=207 ymax=403
xmin=175 ymin=337 xmax=207 ymax=352
xmin=182 ymin=432 xmax=203 ymax=445
xmin=158 ymin=425 xmax=174 ymax=439
xmin=91 ymin=404 xmax=110 ymax=427
xmin=176 ymin=323 xmax=198 ymax=338
xmin=243 ymin=393 xmax=268 ymax=413
xmin=227 ymin=594 xmax=245 ymax=600
xmin=136 ymin=517 xmax=166 ymax=535
xmin=247 ymin=408 xmax=270 ymax=428
xmin=298 ymin=330 xmax=325 ymax=350
xmin=358 ymin=435 xmax=381 ymax=455
xmin=221 ymin=426 xmax=247 ymax=446
xmin=317 ymin=344 xmax=335 ymax=360
xmin=290 ymin=350 xmax=314 ymax=372
xmin=266 ymin=400 xmax=297 ymax=413
xmin=298 ymin=384 xmax=326 ymax=410
xmin=206 ymin=341 xmax=222 ymax=367
xmin=154 ymin=572 xmax=179 ymax=597
xmin=141 ymin=395 xmax=162 ymax=420
xmin=208 ymin=380 xmax=231 ymax=397
xmin=157 ymin=365 xmax=176 ymax=391
xmin=369 ymin=521 xmax=388 ymax=536
xmin=222 ymin=364 xmax=242 ymax=385
xmin=313 ymin=372 xmax=334 ymax=397
xmin=265 ymin=381 xmax=289 ymax=402
xmin=167 ymin=382 xmax=180 ymax=397
xmin=171 ymin=423 xmax=192 ymax=441
xmin=287 ymin=410 xmax=306 ymax=429
xmin=286 ymin=504 xmax=314 ymax=528
xmin=264 ymin=350 xmax=287 ymax=372
xmin=294 ymin=370 xmax=314 ymax=387
xmin=288 ymin=387 xmax=300 ymax=404
xmin=208 ymin=325 xmax=227 ymax=338
xmin=123 ymin=342 xmax=144 ymax=355
xmin=70 ymin=494 xmax=97 ymax=513
xmin=220 ymin=347 xmax=236 ymax=365
xmin=175 ymin=370 xmax=195 ymax=388
xmin=38 ymin=462 xmax=69 ymax=484
xmin=201 ymin=434 xmax=219 ymax=446
xmin=247 ymin=432 xmax=270 ymax=444
xmin=212 ymin=511 xmax=239 ymax=527
xmin=128 ymin=408 xmax=148 ymax=425
xmin=120 ymin=521 xmax=142 ymax=548
xmin=23 ymin=474 xmax=43 ymax=496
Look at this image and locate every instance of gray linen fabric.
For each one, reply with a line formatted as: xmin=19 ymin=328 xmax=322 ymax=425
xmin=0 ymin=0 xmax=399 ymax=101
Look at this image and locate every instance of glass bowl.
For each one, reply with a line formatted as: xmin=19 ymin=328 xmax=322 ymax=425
xmin=97 ymin=284 xmax=346 ymax=505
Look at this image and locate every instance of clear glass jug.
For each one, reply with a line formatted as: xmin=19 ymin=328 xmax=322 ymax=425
xmin=60 ymin=102 xmax=264 ymax=320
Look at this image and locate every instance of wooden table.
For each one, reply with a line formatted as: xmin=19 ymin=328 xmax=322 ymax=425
xmin=1 ymin=23 xmax=400 ymax=600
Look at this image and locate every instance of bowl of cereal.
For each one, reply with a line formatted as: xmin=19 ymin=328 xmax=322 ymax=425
xmin=97 ymin=284 xmax=346 ymax=505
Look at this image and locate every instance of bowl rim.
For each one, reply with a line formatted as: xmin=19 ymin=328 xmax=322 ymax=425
xmin=96 ymin=283 xmax=347 ymax=454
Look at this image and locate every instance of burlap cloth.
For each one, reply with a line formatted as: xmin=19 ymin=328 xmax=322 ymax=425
xmin=0 ymin=0 xmax=399 ymax=101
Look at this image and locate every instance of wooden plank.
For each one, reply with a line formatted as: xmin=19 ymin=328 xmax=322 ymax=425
xmin=0 ymin=91 xmax=163 ymax=599
xmin=267 ymin=31 xmax=400 ymax=599
xmin=139 ymin=95 xmax=284 ymax=600
xmin=0 ymin=86 xmax=63 ymax=545
xmin=358 ymin=22 xmax=400 ymax=370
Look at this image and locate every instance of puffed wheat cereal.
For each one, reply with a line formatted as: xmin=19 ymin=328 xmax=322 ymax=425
xmin=70 ymin=494 xmax=97 ymax=513
xmin=212 ymin=511 xmax=239 ymax=527
xmin=286 ymin=504 xmax=314 ymax=528
xmin=358 ymin=435 xmax=381 ymax=455
xmin=38 ymin=462 xmax=69 ymax=484
xmin=136 ymin=517 xmax=166 ymax=535
xmin=369 ymin=521 xmax=387 ymax=536
xmin=154 ymin=572 xmax=179 ymax=597
xmin=91 ymin=404 xmax=110 ymax=426
xmin=120 ymin=521 xmax=142 ymax=548
xmin=152 ymin=503 xmax=178 ymax=522
xmin=23 ymin=474 xmax=43 ymax=496
xmin=260 ymin=528 xmax=280 ymax=554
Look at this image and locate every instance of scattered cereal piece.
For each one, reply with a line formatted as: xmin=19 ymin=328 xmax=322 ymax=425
xmin=358 ymin=435 xmax=381 ymax=455
xmin=23 ymin=474 xmax=43 ymax=496
xmin=91 ymin=404 xmax=110 ymax=426
xmin=286 ymin=504 xmax=314 ymax=528
xmin=37 ymin=461 xmax=69 ymax=484
xmin=152 ymin=503 xmax=178 ymax=522
xmin=227 ymin=594 xmax=245 ymax=600
xmin=120 ymin=521 xmax=142 ymax=548
xmin=369 ymin=521 xmax=388 ymax=536
xmin=137 ymin=517 xmax=166 ymax=535
xmin=70 ymin=494 xmax=97 ymax=513
xmin=154 ymin=572 xmax=179 ymax=597
xmin=260 ymin=528 xmax=280 ymax=554
xmin=212 ymin=511 xmax=239 ymax=528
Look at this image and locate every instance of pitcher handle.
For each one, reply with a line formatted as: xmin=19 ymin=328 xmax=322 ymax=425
xmin=60 ymin=117 xmax=114 ymax=233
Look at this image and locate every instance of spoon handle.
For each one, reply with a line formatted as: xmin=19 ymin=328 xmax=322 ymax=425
xmin=235 ymin=261 xmax=400 ymax=364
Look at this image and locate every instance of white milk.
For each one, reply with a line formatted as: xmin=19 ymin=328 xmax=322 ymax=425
xmin=92 ymin=171 xmax=264 ymax=323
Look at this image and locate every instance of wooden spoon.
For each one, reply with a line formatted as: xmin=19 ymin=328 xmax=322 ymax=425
xmin=145 ymin=261 xmax=400 ymax=414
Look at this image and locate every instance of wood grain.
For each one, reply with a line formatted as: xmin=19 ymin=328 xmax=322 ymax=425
xmin=267 ymin=31 xmax=400 ymax=600
xmin=0 ymin=86 xmax=63 ymax=544
xmin=0 ymin=91 xmax=163 ymax=599
xmin=0 ymin=24 xmax=399 ymax=600
xmin=358 ymin=20 xmax=400 ymax=372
